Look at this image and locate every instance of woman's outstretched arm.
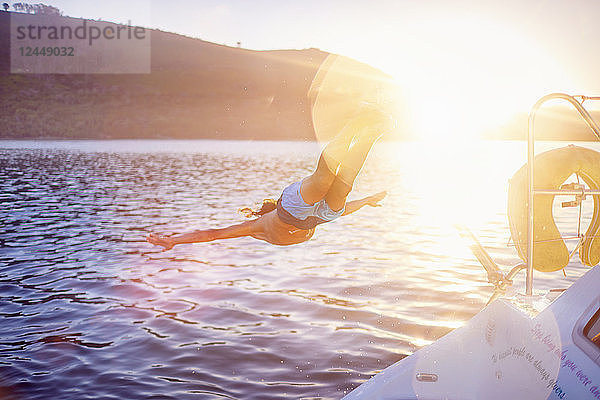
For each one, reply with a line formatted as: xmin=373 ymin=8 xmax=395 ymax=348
xmin=146 ymin=220 xmax=257 ymax=250
xmin=341 ymin=191 xmax=387 ymax=216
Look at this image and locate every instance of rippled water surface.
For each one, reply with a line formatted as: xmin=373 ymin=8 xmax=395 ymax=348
xmin=0 ymin=140 xmax=593 ymax=399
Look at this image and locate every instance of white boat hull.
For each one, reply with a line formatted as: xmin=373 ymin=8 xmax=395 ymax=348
xmin=343 ymin=266 xmax=600 ymax=399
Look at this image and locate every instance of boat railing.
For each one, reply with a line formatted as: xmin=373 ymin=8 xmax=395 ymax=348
xmin=526 ymin=93 xmax=600 ymax=295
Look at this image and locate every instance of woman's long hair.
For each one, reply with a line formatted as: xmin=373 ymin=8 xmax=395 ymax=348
xmin=239 ymin=199 xmax=277 ymax=218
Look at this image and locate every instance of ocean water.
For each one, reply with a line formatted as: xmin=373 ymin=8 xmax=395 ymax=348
xmin=0 ymin=139 xmax=594 ymax=399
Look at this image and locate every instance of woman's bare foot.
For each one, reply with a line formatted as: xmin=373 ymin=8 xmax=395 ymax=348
xmin=146 ymin=233 xmax=175 ymax=250
xmin=365 ymin=191 xmax=387 ymax=207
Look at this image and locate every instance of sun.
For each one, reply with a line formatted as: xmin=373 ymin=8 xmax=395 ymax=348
xmin=369 ymin=13 xmax=573 ymax=142
xmin=411 ymin=97 xmax=481 ymax=142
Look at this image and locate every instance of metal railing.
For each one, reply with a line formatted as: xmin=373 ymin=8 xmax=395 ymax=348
xmin=525 ymin=93 xmax=600 ymax=295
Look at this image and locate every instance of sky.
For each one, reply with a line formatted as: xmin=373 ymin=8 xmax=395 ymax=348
xmin=19 ymin=0 xmax=600 ymax=140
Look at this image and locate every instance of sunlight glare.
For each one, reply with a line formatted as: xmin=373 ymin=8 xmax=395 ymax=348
xmin=373 ymin=14 xmax=573 ymax=141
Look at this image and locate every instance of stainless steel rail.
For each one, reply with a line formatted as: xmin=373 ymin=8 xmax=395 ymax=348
xmin=526 ymin=93 xmax=600 ymax=295
xmin=535 ymin=189 xmax=600 ymax=195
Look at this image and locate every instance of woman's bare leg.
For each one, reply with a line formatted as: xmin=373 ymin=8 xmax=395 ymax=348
xmin=324 ymin=134 xmax=380 ymax=211
xmin=324 ymin=110 xmax=392 ymax=211
xmin=299 ymin=134 xmax=352 ymax=205
xmin=147 ymin=220 xmax=256 ymax=250
xmin=300 ymin=108 xmax=390 ymax=205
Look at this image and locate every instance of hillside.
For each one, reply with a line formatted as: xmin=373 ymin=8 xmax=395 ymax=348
xmin=486 ymin=107 xmax=600 ymax=141
xmin=2 ymin=11 xmax=599 ymax=141
xmin=0 ymin=11 xmax=330 ymax=140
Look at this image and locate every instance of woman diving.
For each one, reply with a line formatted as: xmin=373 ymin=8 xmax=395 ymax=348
xmin=146 ymin=106 xmax=393 ymax=250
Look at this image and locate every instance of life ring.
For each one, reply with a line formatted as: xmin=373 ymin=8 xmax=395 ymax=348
xmin=508 ymin=145 xmax=600 ymax=272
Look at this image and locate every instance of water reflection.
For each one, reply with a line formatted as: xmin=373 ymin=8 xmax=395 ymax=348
xmin=0 ymin=140 xmax=593 ymax=399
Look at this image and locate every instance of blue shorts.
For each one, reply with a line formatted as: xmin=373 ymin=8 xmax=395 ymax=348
xmin=277 ymin=180 xmax=345 ymax=230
